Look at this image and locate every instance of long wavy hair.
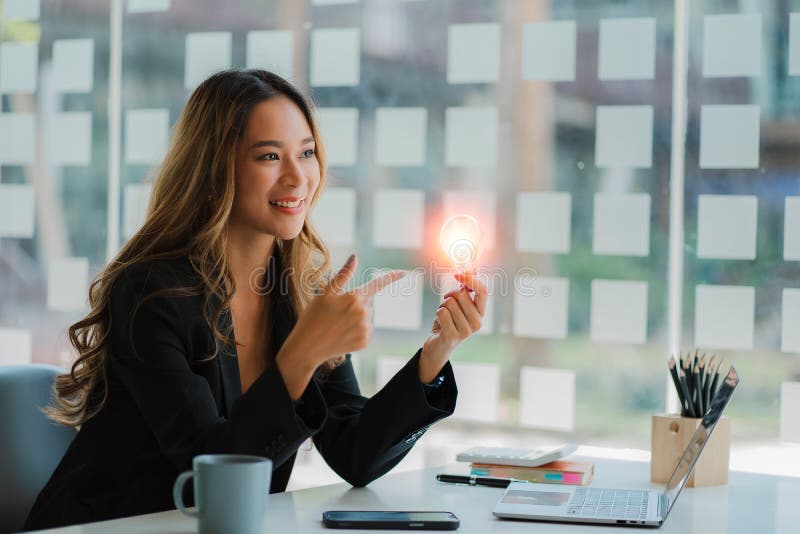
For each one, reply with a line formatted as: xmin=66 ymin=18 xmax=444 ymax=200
xmin=45 ymin=69 xmax=333 ymax=428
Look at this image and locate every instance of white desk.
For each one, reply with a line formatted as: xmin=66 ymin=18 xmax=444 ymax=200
xmin=29 ymin=456 xmax=800 ymax=533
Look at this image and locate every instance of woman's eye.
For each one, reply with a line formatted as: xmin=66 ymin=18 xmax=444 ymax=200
xmin=258 ymin=153 xmax=279 ymax=161
xmin=301 ymin=149 xmax=315 ymax=158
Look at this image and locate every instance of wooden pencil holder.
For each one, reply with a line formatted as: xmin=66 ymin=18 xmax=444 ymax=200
xmin=650 ymin=413 xmax=731 ymax=487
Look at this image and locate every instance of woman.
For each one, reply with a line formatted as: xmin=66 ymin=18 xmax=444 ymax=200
xmin=24 ymin=69 xmax=487 ymax=530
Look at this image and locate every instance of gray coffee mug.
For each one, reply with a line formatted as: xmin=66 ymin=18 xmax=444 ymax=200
xmin=173 ymin=454 xmax=272 ymax=534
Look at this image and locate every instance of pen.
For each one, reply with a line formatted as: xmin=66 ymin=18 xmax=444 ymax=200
xmin=436 ymin=474 xmax=515 ymax=488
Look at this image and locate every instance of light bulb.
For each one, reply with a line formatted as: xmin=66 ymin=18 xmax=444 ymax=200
xmin=439 ymin=214 xmax=482 ymax=273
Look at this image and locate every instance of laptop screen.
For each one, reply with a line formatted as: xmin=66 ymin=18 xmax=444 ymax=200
xmin=662 ymin=366 xmax=740 ymax=517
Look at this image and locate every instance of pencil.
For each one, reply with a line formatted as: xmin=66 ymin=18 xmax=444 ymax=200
xmin=697 ymin=355 xmax=706 ymax=415
xmin=709 ymin=359 xmax=723 ymax=401
xmin=692 ymin=359 xmax=701 ymax=416
xmin=668 ymin=356 xmax=686 ymax=414
xmin=678 ymin=366 xmax=695 ymax=417
xmin=704 ymin=355 xmax=716 ymax=409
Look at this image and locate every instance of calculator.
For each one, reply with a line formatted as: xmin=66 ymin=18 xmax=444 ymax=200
xmin=455 ymin=443 xmax=577 ymax=467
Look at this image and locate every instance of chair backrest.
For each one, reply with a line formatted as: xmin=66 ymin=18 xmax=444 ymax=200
xmin=0 ymin=365 xmax=76 ymax=534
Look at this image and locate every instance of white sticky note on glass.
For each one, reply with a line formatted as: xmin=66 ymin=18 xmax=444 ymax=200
xmin=0 ymin=112 xmax=35 ymax=165
xmin=376 ymin=356 xmax=406 ymax=390
xmin=52 ymin=112 xmax=92 ymax=166
xmin=699 ymin=105 xmax=760 ymax=169
xmin=790 ymin=14 xmax=800 ymax=76
xmin=516 ymin=192 xmax=571 ymax=253
xmin=780 ymin=382 xmax=800 ymax=442
xmin=3 ymin=0 xmax=40 ymax=20
xmin=316 ymin=108 xmax=358 ymax=166
xmin=443 ymin=190 xmax=496 ymax=251
xmin=593 ymin=193 xmax=651 ymax=257
xmin=310 ymin=28 xmax=360 ymax=87
xmin=373 ymin=189 xmax=424 ymax=249
xmin=373 ymin=270 xmax=423 ymax=331
xmin=697 ymin=194 xmax=757 ymax=260
xmin=694 ymin=284 xmax=754 ymax=350
xmin=125 ymin=109 xmax=169 ymax=165
xmin=184 ymin=32 xmax=231 ymax=90
xmin=519 ymin=366 xmax=575 ymax=431
xmin=447 ymin=23 xmax=500 ymax=84
xmin=124 ymin=182 xmax=153 ymax=239
xmin=374 ymin=107 xmax=427 ymax=166
xmin=599 ymin=17 xmax=656 ymax=80
xmin=127 ymin=0 xmax=171 ymax=13
xmin=703 ymin=14 xmax=761 ymax=77
xmin=0 ymin=327 xmax=32 ymax=365
xmin=445 ymin=107 xmax=498 ymax=168
xmin=52 ymin=39 xmax=94 ymax=93
xmin=513 ymin=276 xmax=569 ymax=339
xmin=311 ymin=187 xmax=356 ymax=246
xmin=784 ymin=197 xmax=800 ymax=260
xmin=1 ymin=42 xmax=38 ymax=94
xmin=451 ymin=362 xmax=499 ymax=422
xmin=0 ymin=184 xmax=35 ymax=238
xmin=246 ymin=30 xmax=293 ymax=80
xmin=782 ymin=289 xmax=800 ymax=353
xmin=595 ymin=106 xmax=653 ymax=168
xmin=47 ymin=257 xmax=89 ymax=312
xmin=590 ymin=279 xmax=648 ymax=344
xmin=522 ymin=21 xmax=576 ymax=81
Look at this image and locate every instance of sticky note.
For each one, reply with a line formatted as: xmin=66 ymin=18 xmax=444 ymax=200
xmin=519 ymin=366 xmax=575 ymax=431
xmin=1 ymin=42 xmax=38 ymax=93
xmin=790 ymin=14 xmax=800 ymax=75
xmin=697 ymin=194 xmax=757 ymax=260
xmin=593 ymin=193 xmax=651 ymax=257
xmin=784 ymin=197 xmax=800 ymax=260
xmin=445 ymin=107 xmax=498 ymax=168
xmin=246 ymin=30 xmax=293 ymax=80
xmin=313 ymin=0 xmax=358 ymax=4
xmin=522 ymin=21 xmax=576 ymax=81
xmin=0 ymin=112 xmax=35 ymax=165
xmin=590 ymin=279 xmax=648 ymax=344
xmin=316 ymin=108 xmax=358 ymax=166
xmin=447 ymin=23 xmax=500 ymax=84
xmin=310 ymin=28 xmax=360 ymax=87
xmin=781 ymin=289 xmax=800 ymax=353
xmin=516 ymin=192 xmax=571 ymax=253
xmin=123 ymin=182 xmax=153 ymax=239
xmin=694 ymin=284 xmax=754 ymax=350
xmin=0 ymin=327 xmax=32 ymax=365
xmin=0 ymin=184 xmax=35 ymax=238
xmin=451 ymin=362 xmax=499 ymax=422
xmin=127 ymin=0 xmax=171 ymax=13
xmin=52 ymin=112 xmax=92 ymax=166
xmin=374 ymin=107 xmax=427 ymax=166
xmin=373 ymin=189 xmax=424 ymax=249
xmin=376 ymin=356 xmax=406 ymax=390
xmin=125 ymin=109 xmax=169 ymax=165
xmin=595 ymin=105 xmax=653 ymax=168
xmin=184 ymin=32 xmax=231 ymax=90
xmin=598 ymin=17 xmax=656 ymax=80
xmin=311 ymin=187 xmax=356 ymax=246
xmin=373 ymin=269 xmax=423 ymax=331
xmin=2 ymin=0 xmax=40 ymax=20
xmin=47 ymin=257 xmax=89 ymax=312
xmin=703 ymin=14 xmax=762 ymax=77
xmin=443 ymin=190 xmax=496 ymax=251
xmin=513 ymin=276 xmax=569 ymax=339
xmin=699 ymin=105 xmax=760 ymax=169
xmin=53 ymin=39 xmax=94 ymax=93
xmin=780 ymin=382 xmax=800 ymax=442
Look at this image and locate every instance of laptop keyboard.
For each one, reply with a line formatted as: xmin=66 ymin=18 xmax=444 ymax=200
xmin=566 ymin=488 xmax=649 ymax=520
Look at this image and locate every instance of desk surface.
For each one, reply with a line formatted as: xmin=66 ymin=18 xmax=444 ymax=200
xmin=29 ymin=456 xmax=800 ymax=533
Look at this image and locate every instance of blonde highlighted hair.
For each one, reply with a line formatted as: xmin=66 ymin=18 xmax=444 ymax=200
xmin=46 ymin=69 xmax=332 ymax=427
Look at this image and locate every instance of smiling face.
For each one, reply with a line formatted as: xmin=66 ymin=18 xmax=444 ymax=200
xmin=229 ymin=95 xmax=320 ymax=241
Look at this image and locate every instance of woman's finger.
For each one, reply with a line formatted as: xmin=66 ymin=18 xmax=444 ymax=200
xmin=454 ymin=272 xmax=488 ymax=316
xmin=435 ymin=307 xmax=458 ymax=338
xmin=454 ymin=289 xmax=482 ymax=331
xmin=355 ymin=270 xmax=406 ymax=298
xmin=444 ymin=297 xmax=471 ymax=337
xmin=329 ymin=254 xmax=357 ymax=294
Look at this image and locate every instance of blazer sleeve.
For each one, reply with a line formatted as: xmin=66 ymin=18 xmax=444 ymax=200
xmin=107 ymin=266 xmax=327 ymax=472
xmin=312 ymin=349 xmax=457 ymax=487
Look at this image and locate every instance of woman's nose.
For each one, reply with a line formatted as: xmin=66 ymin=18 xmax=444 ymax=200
xmin=280 ymin=159 xmax=304 ymax=188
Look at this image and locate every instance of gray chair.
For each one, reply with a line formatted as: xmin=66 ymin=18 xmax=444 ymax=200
xmin=0 ymin=365 xmax=76 ymax=534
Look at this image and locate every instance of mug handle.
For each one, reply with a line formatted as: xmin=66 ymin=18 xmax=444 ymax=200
xmin=172 ymin=470 xmax=200 ymax=517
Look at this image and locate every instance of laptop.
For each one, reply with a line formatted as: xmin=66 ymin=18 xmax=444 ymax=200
xmin=493 ymin=366 xmax=740 ymax=528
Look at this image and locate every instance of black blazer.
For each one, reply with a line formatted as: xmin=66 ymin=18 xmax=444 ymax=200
xmin=24 ymin=258 xmax=457 ymax=530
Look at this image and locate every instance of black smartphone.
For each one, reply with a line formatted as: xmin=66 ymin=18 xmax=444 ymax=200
xmin=322 ymin=510 xmax=460 ymax=530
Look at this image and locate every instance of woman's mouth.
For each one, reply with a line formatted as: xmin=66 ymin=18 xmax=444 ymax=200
xmin=268 ymin=197 xmax=305 ymax=214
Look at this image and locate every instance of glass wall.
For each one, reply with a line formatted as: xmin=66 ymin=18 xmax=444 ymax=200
xmin=2 ymin=0 xmax=799 ymax=488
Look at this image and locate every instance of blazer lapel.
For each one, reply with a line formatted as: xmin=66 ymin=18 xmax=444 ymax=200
xmin=213 ymin=297 xmax=242 ymax=417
